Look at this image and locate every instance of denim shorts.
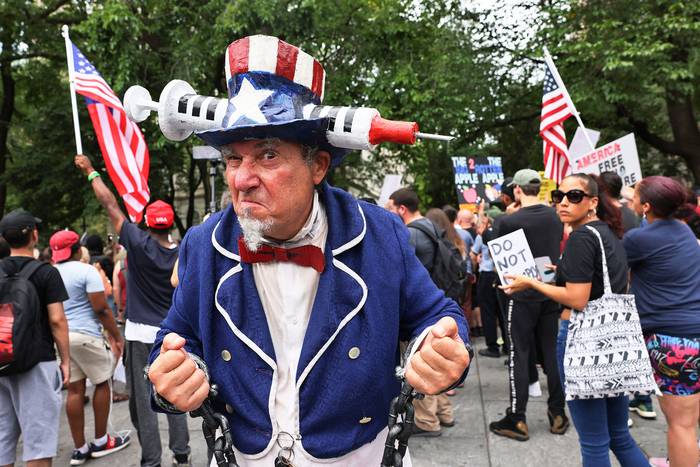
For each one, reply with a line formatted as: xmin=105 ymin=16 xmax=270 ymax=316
xmin=0 ymin=360 xmax=62 ymax=463
xmin=645 ymin=333 xmax=700 ymax=396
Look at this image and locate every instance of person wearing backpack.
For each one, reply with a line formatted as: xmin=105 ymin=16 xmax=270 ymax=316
xmin=50 ymin=230 xmax=130 ymax=465
xmin=386 ymin=188 xmax=461 ymax=437
xmin=0 ymin=209 xmax=70 ymax=467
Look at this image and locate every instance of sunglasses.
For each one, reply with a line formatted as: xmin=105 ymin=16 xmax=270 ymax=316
xmin=551 ymin=189 xmax=593 ymax=204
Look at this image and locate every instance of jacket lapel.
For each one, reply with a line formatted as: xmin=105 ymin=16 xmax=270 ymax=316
xmin=210 ymin=184 xmax=368 ymax=380
xmin=295 ymin=183 xmax=368 ymax=387
xmin=212 ymin=207 xmax=277 ymax=367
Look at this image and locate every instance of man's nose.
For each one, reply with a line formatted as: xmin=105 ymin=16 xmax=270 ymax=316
xmin=233 ymin=159 xmax=260 ymax=192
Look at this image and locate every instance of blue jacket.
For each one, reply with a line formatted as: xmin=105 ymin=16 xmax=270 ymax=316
xmin=149 ymin=183 xmax=469 ymax=459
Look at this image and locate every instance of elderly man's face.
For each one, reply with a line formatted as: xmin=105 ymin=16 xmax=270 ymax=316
xmin=223 ymin=139 xmax=330 ymax=241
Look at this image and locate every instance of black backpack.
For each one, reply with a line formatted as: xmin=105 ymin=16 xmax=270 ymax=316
xmin=0 ymin=259 xmax=45 ymax=376
xmin=409 ymin=222 xmax=469 ymax=304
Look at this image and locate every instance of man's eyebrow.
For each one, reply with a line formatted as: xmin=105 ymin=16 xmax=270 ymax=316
xmin=221 ymin=147 xmax=242 ymax=159
xmin=254 ymin=138 xmax=282 ymax=150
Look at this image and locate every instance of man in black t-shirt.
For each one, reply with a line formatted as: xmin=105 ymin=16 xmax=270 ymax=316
xmin=75 ymin=155 xmax=191 ymax=467
xmin=489 ymin=169 xmax=569 ymax=441
xmin=0 ymin=210 xmax=69 ymax=466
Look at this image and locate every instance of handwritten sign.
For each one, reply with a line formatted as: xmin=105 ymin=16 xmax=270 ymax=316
xmin=487 ymin=229 xmax=539 ymax=285
xmin=573 ymin=133 xmax=642 ymax=186
xmin=452 ymin=156 xmax=504 ymax=210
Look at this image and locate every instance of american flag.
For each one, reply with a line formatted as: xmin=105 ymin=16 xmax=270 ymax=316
xmin=70 ymin=43 xmax=150 ymax=222
xmin=540 ymin=60 xmax=574 ymax=184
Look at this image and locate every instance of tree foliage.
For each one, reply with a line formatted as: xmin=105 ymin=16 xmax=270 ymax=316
xmin=1 ymin=0 xmax=698 ymax=239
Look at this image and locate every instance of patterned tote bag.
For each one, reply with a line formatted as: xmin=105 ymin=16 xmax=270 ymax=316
xmin=563 ymin=225 xmax=657 ymax=400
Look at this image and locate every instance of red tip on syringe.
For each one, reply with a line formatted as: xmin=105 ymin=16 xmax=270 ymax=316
xmin=368 ymin=115 xmax=454 ymax=146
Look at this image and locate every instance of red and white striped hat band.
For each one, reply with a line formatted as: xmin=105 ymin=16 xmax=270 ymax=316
xmin=225 ymin=35 xmax=326 ymax=102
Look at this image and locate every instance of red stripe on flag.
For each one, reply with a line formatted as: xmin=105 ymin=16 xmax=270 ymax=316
xmin=87 ymin=105 xmax=129 ymax=195
xmin=228 ymin=37 xmax=250 ymax=78
xmin=104 ymin=108 xmax=141 ymax=192
xmin=310 ymin=60 xmax=324 ymax=98
xmin=542 ymin=94 xmax=565 ymax=108
xmin=276 ymin=41 xmax=299 ymax=82
xmin=540 ymin=102 xmax=570 ymax=122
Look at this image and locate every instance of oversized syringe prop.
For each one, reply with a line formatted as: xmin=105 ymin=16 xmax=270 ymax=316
xmin=123 ymin=79 xmax=454 ymax=150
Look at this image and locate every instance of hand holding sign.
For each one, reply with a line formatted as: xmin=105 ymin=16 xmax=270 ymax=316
xmin=500 ymin=274 xmax=535 ymax=294
xmin=487 ymin=229 xmax=540 ymax=286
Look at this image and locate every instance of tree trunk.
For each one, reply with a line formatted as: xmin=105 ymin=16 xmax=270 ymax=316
xmin=0 ymin=61 xmax=16 ymax=216
xmin=618 ymin=93 xmax=700 ymax=184
xmin=666 ymin=93 xmax=700 ymax=183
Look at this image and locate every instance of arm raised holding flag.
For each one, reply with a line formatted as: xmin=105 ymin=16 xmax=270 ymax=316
xmin=62 ymin=26 xmax=150 ymax=222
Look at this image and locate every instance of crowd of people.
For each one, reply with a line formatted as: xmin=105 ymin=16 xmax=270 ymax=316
xmin=0 ymin=156 xmax=191 ymax=466
xmin=1 ymin=34 xmax=700 ymax=467
xmin=1 ymin=155 xmax=699 ymax=467
xmin=385 ymin=169 xmax=700 ymax=467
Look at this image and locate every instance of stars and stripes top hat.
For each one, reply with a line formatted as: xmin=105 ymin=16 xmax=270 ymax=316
xmin=196 ymin=35 xmax=349 ymax=166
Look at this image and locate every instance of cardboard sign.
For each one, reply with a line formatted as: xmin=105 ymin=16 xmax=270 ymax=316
xmin=452 ymin=156 xmax=504 ymax=210
xmin=573 ymin=133 xmax=642 ymax=186
xmin=378 ymin=174 xmax=402 ymax=207
xmin=487 ymin=229 xmax=539 ymax=285
xmin=538 ymin=171 xmax=558 ymax=204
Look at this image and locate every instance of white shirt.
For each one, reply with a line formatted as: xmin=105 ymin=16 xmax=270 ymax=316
xmin=232 ymin=192 xmax=412 ymax=466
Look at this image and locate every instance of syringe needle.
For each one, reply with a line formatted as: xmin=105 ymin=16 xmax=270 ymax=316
xmin=415 ymin=132 xmax=454 ymax=142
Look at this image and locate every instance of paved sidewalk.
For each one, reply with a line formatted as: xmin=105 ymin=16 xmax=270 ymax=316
xmin=42 ymin=336 xmax=668 ymax=466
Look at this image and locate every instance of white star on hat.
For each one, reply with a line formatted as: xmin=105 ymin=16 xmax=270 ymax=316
xmin=226 ymin=78 xmax=273 ymax=125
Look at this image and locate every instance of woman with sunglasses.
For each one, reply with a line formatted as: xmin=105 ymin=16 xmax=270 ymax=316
xmin=501 ymin=173 xmax=648 ymax=467
xmin=624 ymin=176 xmax=700 ymax=467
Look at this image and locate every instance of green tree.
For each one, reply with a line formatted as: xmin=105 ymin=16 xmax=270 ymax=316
xmin=538 ymin=0 xmax=700 ymax=182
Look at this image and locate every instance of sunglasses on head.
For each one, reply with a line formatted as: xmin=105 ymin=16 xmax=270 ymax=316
xmin=550 ymin=189 xmax=593 ymax=204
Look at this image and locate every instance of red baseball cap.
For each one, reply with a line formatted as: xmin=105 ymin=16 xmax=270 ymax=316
xmin=145 ymin=200 xmax=174 ymax=229
xmin=49 ymin=230 xmax=80 ymax=263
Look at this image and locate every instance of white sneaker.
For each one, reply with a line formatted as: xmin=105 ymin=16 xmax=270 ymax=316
xmin=528 ymin=381 xmax=542 ymax=398
xmin=628 ymin=417 xmax=634 ymax=427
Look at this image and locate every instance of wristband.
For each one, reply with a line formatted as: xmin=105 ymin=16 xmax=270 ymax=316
xmin=87 ymin=171 xmax=100 ymax=182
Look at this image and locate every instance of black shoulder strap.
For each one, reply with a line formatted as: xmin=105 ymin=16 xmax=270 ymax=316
xmin=18 ymin=260 xmax=44 ymax=280
xmin=407 ymin=221 xmax=439 ymax=245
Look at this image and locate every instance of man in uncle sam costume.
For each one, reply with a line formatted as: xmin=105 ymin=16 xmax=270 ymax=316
xmin=147 ymin=35 xmax=471 ymax=466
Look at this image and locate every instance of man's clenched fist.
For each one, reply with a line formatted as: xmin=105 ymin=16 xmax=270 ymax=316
xmin=405 ymin=317 xmax=470 ymax=395
xmin=148 ymin=333 xmax=210 ymax=412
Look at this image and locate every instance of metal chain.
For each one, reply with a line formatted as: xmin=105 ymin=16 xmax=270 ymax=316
xmin=189 ymin=384 xmax=239 ymax=467
xmin=188 ymin=373 xmax=418 ymax=467
xmin=380 ymin=381 xmax=420 ymax=467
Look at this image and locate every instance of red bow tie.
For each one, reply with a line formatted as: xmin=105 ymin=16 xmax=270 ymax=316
xmin=237 ymin=238 xmax=325 ymax=273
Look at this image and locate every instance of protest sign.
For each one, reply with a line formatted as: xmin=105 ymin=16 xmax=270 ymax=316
xmin=538 ymin=171 xmax=557 ymax=204
xmin=573 ymin=133 xmax=642 ymax=186
xmin=451 ymin=156 xmax=504 ymax=210
xmin=487 ymin=229 xmax=539 ymax=285
xmin=378 ymin=174 xmax=402 ymax=207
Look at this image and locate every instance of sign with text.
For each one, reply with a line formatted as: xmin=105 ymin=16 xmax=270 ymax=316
xmin=487 ymin=229 xmax=539 ymax=285
xmin=573 ymin=133 xmax=642 ymax=186
xmin=452 ymin=156 xmax=504 ymax=210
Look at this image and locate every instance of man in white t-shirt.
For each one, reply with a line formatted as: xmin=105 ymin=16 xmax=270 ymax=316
xmin=50 ymin=230 xmax=129 ymax=465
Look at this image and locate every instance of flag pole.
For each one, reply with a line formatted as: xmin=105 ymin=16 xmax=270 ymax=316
xmin=543 ymin=46 xmax=596 ymax=152
xmin=62 ymin=25 xmax=83 ymax=154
